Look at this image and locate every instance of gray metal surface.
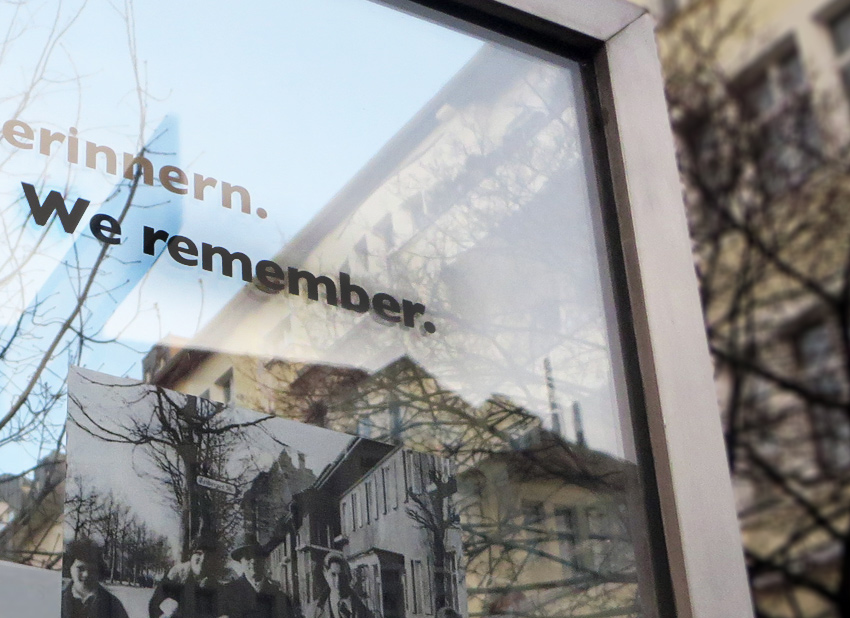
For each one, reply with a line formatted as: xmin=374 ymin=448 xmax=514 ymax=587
xmin=458 ymin=0 xmax=645 ymax=41
xmin=0 ymin=561 xmax=60 ymax=618
xmin=595 ymin=11 xmax=754 ymax=618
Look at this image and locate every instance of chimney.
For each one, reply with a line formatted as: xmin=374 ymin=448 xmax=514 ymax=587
xmin=572 ymin=401 xmax=586 ymax=448
xmin=298 ymin=452 xmax=306 ymax=470
xmin=543 ymin=358 xmax=563 ymax=436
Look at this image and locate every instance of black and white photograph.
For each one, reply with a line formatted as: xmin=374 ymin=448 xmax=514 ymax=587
xmin=64 ymin=367 xmax=466 ymax=618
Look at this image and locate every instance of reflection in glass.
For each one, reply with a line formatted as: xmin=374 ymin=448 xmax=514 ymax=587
xmin=0 ymin=1 xmax=656 ymax=617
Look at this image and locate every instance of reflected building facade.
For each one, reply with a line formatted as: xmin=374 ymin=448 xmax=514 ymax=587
xmin=144 ymin=39 xmax=643 ymax=618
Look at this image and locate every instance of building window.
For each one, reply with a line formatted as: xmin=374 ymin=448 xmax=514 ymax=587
xmin=424 ymin=560 xmax=434 ymax=615
xmin=372 ymin=565 xmax=381 ymax=613
xmin=365 ymin=481 xmax=373 ymax=524
xmin=405 ymin=451 xmax=424 ymax=496
xmin=555 ymin=507 xmax=578 ymax=575
xmin=402 ymin=452 xmax=409 ymax=503
xmin=445 ymin=553 xmax=459 ymax=610
xmin=586 ymin=507 xmax=609 ymax=572
xmin=830 ymin=5 xmax=850 ymax=96
xmin=411 ymin=559 xmax=424 ymax=614
xmin=381 ymin=467 xmax=389 ymax=515
xmin=391 ymin=460 xmax=400 ymax=509
xmin=522 ymin=500 xmax=545 ymax=541
xmin=214 ymin=368 xmax=234 ymax=405
xmin=739 ymin=45 xmax=818 ymax=194
xmin=373 ymin=477 xmax=381 ymax=520
xmin=355 ymin=236 xmax=369 ymax=270
xmin=352 ymin=493 xmax=360 ymax=529
xmin=376 ymin=214 xmax=394 ymax=249
xmin=797 ymin=322 xmax=850 ymax=474
xmin=404 ymin=193 xmax=428 ymax=229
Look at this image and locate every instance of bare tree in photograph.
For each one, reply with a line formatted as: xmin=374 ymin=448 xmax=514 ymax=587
xmin=405 ymin=463 xmax=460 ymax=613
xmin=662 ymin=4 xmax=850 ymax=617
xmin=69 ymin=382 xmax=276 ymax=561
xmin=65 ymin=475 xmax=172 ymax=585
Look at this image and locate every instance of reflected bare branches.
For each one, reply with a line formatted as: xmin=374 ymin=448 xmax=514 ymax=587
xmin=664 ymin=4 xmax=850 ymax=616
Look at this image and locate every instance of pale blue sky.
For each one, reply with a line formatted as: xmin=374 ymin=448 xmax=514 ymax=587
xmin=0 ymin=0 xmax=482 ymax=475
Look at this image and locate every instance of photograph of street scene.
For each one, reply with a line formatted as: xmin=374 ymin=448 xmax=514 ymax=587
xmin=64 ymin=367 xmax=465 ymax=618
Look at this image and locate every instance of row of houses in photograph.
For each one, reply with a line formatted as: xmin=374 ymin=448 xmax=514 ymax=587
xmin=237 ymin=433 xmax=465 ymax=618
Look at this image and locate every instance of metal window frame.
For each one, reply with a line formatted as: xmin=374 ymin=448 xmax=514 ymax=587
xmin=395 ymin=1 xmax=755 ymax=617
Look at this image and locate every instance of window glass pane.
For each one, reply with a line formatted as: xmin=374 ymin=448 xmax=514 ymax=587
xmin=0 ymin=0 xmax=666 ymax=616
xmin=778 ymin=52 xmax=805 ymax=92
xmin=743 ymin=74 xmax=774 ymax=117
xmin=798 ymin=324 xmax=850 ymax=474
xmin=832 ymin=7 xmax=850 ymax=55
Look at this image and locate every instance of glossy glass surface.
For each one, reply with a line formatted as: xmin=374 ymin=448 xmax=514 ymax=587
xmin=0 ymin=1 xmax=659 ymax=616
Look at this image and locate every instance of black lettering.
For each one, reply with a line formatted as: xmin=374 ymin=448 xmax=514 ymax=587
xmin=287 ymin=268 xmax=338 ymax=305
xmin=143 ymin=227 xmax=169 ymax=256
xmin=339 ymin=272 xmax=369 ymax=313
xmin=373 ymin=293 xmax=401 ymax=323
xmin=202 ymin=243 xmax=252 ymax=282
xmin=402 ymin=299 xmax=426 ymax=328
xmin=89 ymin=214 xmax=121 ymax=245
xmin=21 ymin=182 xmax=90 ymax=233
xmin=168 ymin=235 xmax=198 ymax=266
xmin=256 ymin=260 xmax=286 ymax=292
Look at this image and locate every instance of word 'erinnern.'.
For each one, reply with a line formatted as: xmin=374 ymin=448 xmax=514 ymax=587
xmin=2 ymin=119 xmax=264 ymax=219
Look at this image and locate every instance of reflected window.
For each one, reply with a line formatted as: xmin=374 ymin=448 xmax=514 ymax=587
xmin=554 ymin=507 xmax=578 ymax=575
xmin=797 ymin=322 xmax=850 ymax=474
xmin=739 ymin=46 xmax=818 ymax=193
xmin=216 ymin=368 xmax=234 ymax=405
xmin=830 ymin=6 xmax=850 ymax=97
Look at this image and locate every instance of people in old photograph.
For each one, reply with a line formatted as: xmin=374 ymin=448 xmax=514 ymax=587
xmin=66 ymin=369 xmax=467 ymax=618
xmin=62 ymin=539 xmax=130 ymax=618
xmin=148 ymin=532 xmax=223 ymax=618
xmin=219 ymin=536 xmax=295 ymax=618
xmin=309 ymin=553 xmax=371 ymax=618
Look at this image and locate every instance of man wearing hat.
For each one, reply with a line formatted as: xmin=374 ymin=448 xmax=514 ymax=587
xmin=220 ymin=534 xmax=295 ymax=618
xmin=62 ymin=538 xmax=130 ymax=618
xmin=149 ymin=530 xmax=223 ymax=618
